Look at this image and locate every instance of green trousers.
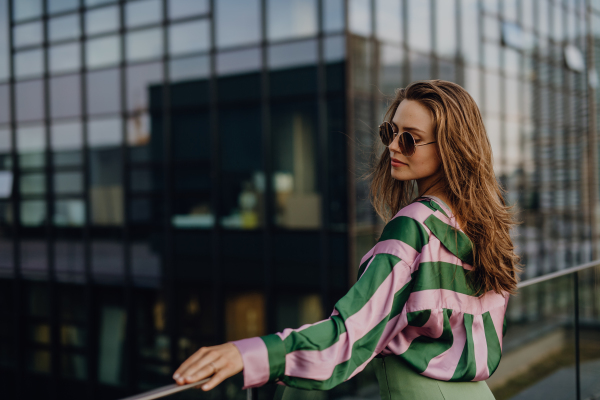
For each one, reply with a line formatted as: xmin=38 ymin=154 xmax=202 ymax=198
xmin=273 ymin=356 xmax=496 ymax=400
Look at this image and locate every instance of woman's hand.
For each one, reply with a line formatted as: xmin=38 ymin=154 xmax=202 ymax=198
xmin=172 ymin=343 xmax=244 ymax=391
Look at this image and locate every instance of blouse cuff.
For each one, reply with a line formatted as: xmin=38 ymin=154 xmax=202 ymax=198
xmin=231 ymin=334 xmax=286 ymax=389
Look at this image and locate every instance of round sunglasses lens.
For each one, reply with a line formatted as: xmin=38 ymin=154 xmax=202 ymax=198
xmin=399 ymin=132 xmax=415 ymax=156
xmin=379 ymin=122 xmax=394 ymax=146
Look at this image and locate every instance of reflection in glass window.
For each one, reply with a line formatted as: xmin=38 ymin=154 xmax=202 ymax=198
xmin=272 ymin=101 xmax=320 ymax=229
xmin=20 ymin=201 xmax=46 ymax=226
xmin=169 ymin=55 xmax=209 ymax=82
xmin=85 ymin=5 xmax=119 ymax=36
xmin=485 ymin=72 xmax=500 ymax=116
xmin=126 ymin=62 xmax=162 ymax=113
xmin=323 ymin=0 xmax=344 ymax=33
xmin=97 ymin=302 xmax=126 ymax=383
xmin=86 ymin=35 xmax=121 ymax=68
xmin=50 ymin=75 xmax=81 ymax=119
xmin=349 ymin=0 xmax=371 ymax=36
xmin=216 ymin=47 xmax=261 ymax=76
xmin=275 ymin=293 xmax=323 ymax=331
xmin=376 ymin=0 xmax=402 ymax=43
xmin=268 ymin=39 xmax=317 ymax=70
xmin=408 ymin=0 xmax=431 ymax=53
xmin=125 ymin=0 xmax=162 ymax=28
xmin=17 ymin=124 xmax=45 ymax=154
xmin=0 ymin=127 xmax=11 ymax=154
xmin=20 ymin=173 xmax=45 ymax=195
xmin=89 ymin=141 xmax=123 ymax=225
xmin=14 ymin=21 xmax=42 ymax=47
xmin=225 ymin=292 xmax=265 ymax=342
xmin=267 ymin=0 xmax=317 ymax=41
xmin=15 ymin=49 xmax=43 ymax=79
xmin=410 ymin=51 xmax=431 ymax=81
xmin=49 ymin=43 xmax=81 ymax=74
xmin=435 ymin=0 xmax=456 ymax=58
xmin=48 ymin=0 xmax=79 ymax=14
xmin=168 ymin=0 xmax=209 ymax=19
xmin=216 ymin=0 xmax=261 ymax=48
xmin=324 ymin=34 xmax=345 ymax=62
xmin=0 ymin=85 xmax=10 ymax=124
xmin=460 ymin=0 xmax=479 ymax=65
xmin=169 ymin=20 xmax=210 ymax=56
xmin=49 ymin=14 xmax=80 ymax=42
xmin=51 ymin=120 xmax=82 ymax=151
xmin=220 ymin=106 xmax=263 ymax=230
xmin=13 ymin=0 xmax=42 ymax=21
xmin=379 ymin=44 xmax=402 ymax=96
xmin=86 ymin=67 xmax=121 ymax=115
xmin=126 ymin=28 xmax=163 ymax=62
xmin=54 ymin=172 xmax=83 ymax=197
xmin=16 ymin=79 xmax=44 ymax=122
xmin=88 ymin=116 xmax=121 ymax=148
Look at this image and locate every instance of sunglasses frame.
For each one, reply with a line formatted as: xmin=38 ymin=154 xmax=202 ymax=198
xmin=378 ymin=121 xmax=437 ymax=157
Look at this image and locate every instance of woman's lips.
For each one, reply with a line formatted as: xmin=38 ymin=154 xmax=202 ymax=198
xmin=391 ymin=158 xmax=407 ymax=167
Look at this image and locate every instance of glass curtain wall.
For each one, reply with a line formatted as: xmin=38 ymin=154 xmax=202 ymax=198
xmin=0 ymin=0 xmax=349 ymax=399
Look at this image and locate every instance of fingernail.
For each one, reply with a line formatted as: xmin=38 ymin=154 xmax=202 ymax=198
xmin=202 ymin=385 xmax=209 ymax=390
xmin=173 ymin=374 xmax=179 ymax=379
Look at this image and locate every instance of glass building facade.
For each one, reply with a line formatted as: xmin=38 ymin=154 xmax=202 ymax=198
xmin=0 ymin=0 xmax=599 ymax=399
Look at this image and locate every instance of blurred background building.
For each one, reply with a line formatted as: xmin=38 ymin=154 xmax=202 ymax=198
xmin=0 ymin=0 xmax=599 ymax=399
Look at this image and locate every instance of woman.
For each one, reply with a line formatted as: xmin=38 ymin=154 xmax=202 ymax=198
xmin=172 ymin=80 xmax=522 ymax=399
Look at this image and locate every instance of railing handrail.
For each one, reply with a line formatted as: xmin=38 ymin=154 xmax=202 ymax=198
xmin=517 ymin=259 xmax=600 ymax=289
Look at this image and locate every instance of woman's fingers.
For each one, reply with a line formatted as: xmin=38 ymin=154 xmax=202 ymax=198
xmin=173 ymin=347 xmax=208 ymax=379
xmin=176 ymin=350 xmax=219 ymax=384
xmin=200 ymin=368 xmax=232 ymax=391
xmin=184 ymin=355 xmax=227 ymax=384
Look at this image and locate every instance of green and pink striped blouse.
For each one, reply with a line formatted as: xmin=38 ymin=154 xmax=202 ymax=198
xmin=232 ymin=195 xmax=509 ymax=390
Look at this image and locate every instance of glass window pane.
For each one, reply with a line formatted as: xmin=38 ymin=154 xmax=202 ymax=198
xmin=15 ymin=49 xmax=44 ymax=79
xmin=169 ymin=20 xmax=210 ymax=56
xmin=14 ymin=21 xmax=42 ymax=47
xmin=216 ymin=47 xmax=261 ymax=76
xmin=268 ymin=39 xmax=317 ymax=70
xmin=88 ymin=116 xmax=121 ymax=148
xmin=435 ymin=0 xmax=456 ymax=58
xmin=13 ymin=0 xmax=42 ymax=21
xmin=324 ymin=34 xmax=345 ymax=62
xmin=50 ymin=75 xmax=81 ymax=119
xmin=168 ymin=0 xmax=209 ymax=19
xmin=17 ymin=124 xmax=45 ymax=154
xmin=16 ymin=79 xmax=44 ymax=122
xmin=0 ymin=84 xmax=10 ymax=124
xmin=20 ymin=202 xmax=46 ymax=227
xmin=20 ymin=173 xmax=46 ymax=197
xmin=85 ymin=5 xmax=119 ymax=36
xmin=126 ymin=62 xmax=162 ymax=113
xmin=125 ymin=0 xmax=162 ymax=28
xmin=169 ymin=55 xmax=209 ymax=82
xmin=219 ymin=106 xmax=263 ymax=229
xmin=410 ymin=52 xmax=431 ymax=81
xmin=49 ymin=42 xmax=81 ymax=74
xmin=126 ymin=28 xmax=163 ymax=62
xmin=272 ymin=101 xmax=320 ymax=229
xmin=54 ymin=200 xmax=85 ymax=226
xmin=0 ymin=1 xmax=8 ymax=82
xmin=323 ymin=0 xmax=344 ymax=33
xmin=379 ymin=44 xmax=403 ymax=96
xmin=48 ymin=0 xmax=79 ymax=14
xmin=408 ymin=0 xmax=431 ymax=53
xmin=51 ymin=120 xmax=82 ymax=151
xmin=90 ymin=151 xmax=123 ymax=225
xmin=349 ymin=0 xmax=371 ymax=36
xmin=376 ymin=0 xmax=402 ymax=43
xmin=49 ymin=14 xmax=80 ymax=42
xmin=0 ymin=126 xmax=11 ymax=154
xmin=86 ymin=35 xmax=121 ymax=68
xmin=461 ymin=0 xmax=479 ymax=65
xmin=216 ymin=0 xmax=261 ymax=48
xmin=86 ymin=67 xmax=121 ymax=115
xmin=54 ymin=171 xmax=83 ymax=195
xmin=267 ymin=0 xmax=318 ymax=41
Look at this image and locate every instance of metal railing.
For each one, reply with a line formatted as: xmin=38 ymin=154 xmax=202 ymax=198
xmin=119 ymin=260 xmax=600 ymax=400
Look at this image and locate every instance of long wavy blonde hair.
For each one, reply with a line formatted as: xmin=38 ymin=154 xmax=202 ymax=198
xmin=368 ymin=80 xmax=522 ymax=295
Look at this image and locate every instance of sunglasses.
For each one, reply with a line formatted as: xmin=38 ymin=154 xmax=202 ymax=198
xmin=378 ymin=121 xmax=437 ymax=157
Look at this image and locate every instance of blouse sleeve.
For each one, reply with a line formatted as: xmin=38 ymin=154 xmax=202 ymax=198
xmin=231 ymin=216 xmax=429 ymax=390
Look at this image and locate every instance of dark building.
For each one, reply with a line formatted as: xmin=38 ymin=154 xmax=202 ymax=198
xmin=0 ymin=1 xmax=599 ymax=399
